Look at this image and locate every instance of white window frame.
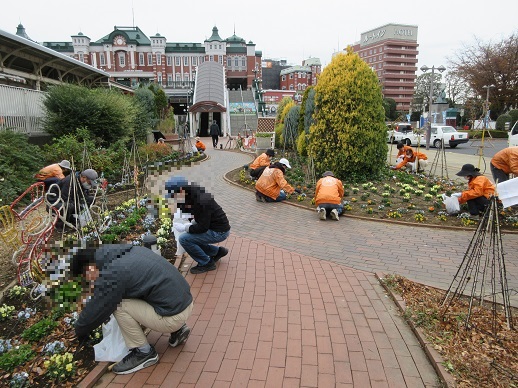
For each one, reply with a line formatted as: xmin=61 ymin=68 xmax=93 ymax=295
xmin=119 ymin=52 xmax=125 ymax=67
xmin=241 ymin=58 xmax=246 ymax=67
xmin=139 ymin=53 xmax=144 ymax=66
xmin=147 ymin=53 xmax=153 ymax=65
xmin=192 ymin=56 xmax=198 ymax=66
xmin=167 ymin=55 xmax=172 ymax=66
xmin=167 ymin=74 xmax=173 ymax=86
xmin=227 ymin=57 xmax=232 ymax=67
xmin=209 ymin=55 xmax=214 ymax=62
xmin=183 ymin=56 xmax=189 ymax=66
xmin=156 ymin=53 xmax=161 ymax=65
xmin=100 ymin=53 xmax=106 ymax=66
xmin=175 ymin=56 xmax=180 ymax=66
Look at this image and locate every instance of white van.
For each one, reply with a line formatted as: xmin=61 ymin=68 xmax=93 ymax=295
xmin=509 ymin=122 xmax=518 ymax=147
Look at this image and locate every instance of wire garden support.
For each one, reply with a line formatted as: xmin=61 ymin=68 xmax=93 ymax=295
xmin=440 ymin=195 xmax=513 ymax=335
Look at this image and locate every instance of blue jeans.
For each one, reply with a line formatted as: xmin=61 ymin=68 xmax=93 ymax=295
xmin=318 ymin=203 xmax=344 ymax=215
xmin=179 ymin=230 xmax=230 ymax=265
xmin=264 ymin=190 xmax=287 ymax=202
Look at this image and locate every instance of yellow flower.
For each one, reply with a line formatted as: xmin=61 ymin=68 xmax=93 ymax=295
xmin=66 ymin=363 xmax=73 ymax=372
xmin=44 ymin=361 xmax=50 ymax=368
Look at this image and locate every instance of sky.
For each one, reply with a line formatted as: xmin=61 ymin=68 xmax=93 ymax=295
xmin=1 ymin=0 xmax=516 ymax=75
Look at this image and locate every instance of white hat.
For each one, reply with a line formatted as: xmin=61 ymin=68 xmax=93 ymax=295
xmin=58 ymin=160 xmax=71 ymax=170
xmin=279 ymin=158 xmax=291 ymax=169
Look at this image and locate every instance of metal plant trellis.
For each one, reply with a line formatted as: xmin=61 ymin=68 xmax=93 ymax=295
xmin=121 ymin=136 xmax=147 ymax=199
xmin=427 ymin=138 xmax=449 ymax=179
xmin=440 ymin=195 xmax=513 ymax=335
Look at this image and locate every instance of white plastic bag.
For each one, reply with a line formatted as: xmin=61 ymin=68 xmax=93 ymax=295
xmin=442 ymin=194 xmax=460 ymax=214
xmin=94 ymin=315 xmax=129 ymax=362
xmin=172 ymin=210 xmax=192 ymax=256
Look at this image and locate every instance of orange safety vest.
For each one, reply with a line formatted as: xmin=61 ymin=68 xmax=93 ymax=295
xmin=255 ymin=166 xmax=295 ymax=199
xmin=315 ymin=176 xmax=344 ymax=206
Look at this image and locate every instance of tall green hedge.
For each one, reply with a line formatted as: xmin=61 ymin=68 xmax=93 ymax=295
xmin=43 ymin=84 xmax=142 ymax=147
xmin=0 ymin=130 xmax=44 ymax=205
xmin=308 ymin=49 xmax=387 ymax=181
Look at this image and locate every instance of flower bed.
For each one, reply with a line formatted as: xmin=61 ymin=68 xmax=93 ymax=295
xmin=230 ymin=165 xmax=518 ymax=230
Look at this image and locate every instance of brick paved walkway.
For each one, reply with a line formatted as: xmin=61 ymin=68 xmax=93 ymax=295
xmin=94 ymin=145 xmax=518 ymax=387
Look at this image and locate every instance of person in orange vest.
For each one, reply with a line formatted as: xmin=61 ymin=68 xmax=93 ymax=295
xmin=451 ymin=164 xmax=495 ymax=217
xmin=392 ymin=148 xmax=428 ymax=173
xmin=194 ymin=137 xmax=206 ymax=152
xmin=314 ymin=171 xmax=344 ymax=221
xmin=34 ymin=160 xmax=72 ymax=189
xmin=255 ymin=158 xmax=300 ymax=202
xmin=490 ymin=146 xmax=518 ymax=183
xmin=249 ymin=149 xmax=274 ymax=179
xmin=395 ymin=142 xmax=413 ymax=164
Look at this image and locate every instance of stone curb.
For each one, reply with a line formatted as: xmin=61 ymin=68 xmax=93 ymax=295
xmin=375 ymin=272 xmax=457 ymax=388
xmin=223 ymin=169 xmax=518 ymax=234
xmin=76 ymin=362 xmax=110 ymax=388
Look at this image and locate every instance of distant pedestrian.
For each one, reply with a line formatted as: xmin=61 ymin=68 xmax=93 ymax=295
xmin=165 ymin=176 xmax=230 ymax=274
xmin=315 ymin=171 xmax=344 ymax=221
xmin=451 ymin=164 xmax=495 ymax=217
xmin=249 ymin=149 xmax=275 ymax=179
xmin=255 ymin=158 xmax=300 ymax=202
xmin=210 ymin=120 xmax=221 ymax=149
xmin=490 ymin=146 xmax=518 ymax=183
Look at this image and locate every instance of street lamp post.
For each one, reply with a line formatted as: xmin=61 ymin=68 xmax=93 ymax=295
xmin=420 ymin=64 xmax=446 ymax=149
xmin=482 ymin=85 xmax=495 ymax=129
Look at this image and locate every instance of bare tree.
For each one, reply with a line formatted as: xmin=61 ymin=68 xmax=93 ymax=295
xmin=449 ymin=32 xmax=518 ymax=115
xmin=444 ymin=71 xmax=471 ymax=106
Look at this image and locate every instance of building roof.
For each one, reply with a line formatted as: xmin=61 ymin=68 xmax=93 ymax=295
xmin=227 ymin=33 xmax=245 ymax=45
xmin=303 ymin=57 xmax=321 ymax=66
xmin=205 ymin=26 xmax=223 ymax=42
xmin=190 ymin=61 xmax=226 ymax=113
xmin=95 ymin=26 xmax=151 ymax=46
xmin=280 ymin=65 xmax=311 ymax=75
xmin=1 ymin=27 xmax=111 ymax=88
xmin=165 ymin=42 xmax=205 ymax=53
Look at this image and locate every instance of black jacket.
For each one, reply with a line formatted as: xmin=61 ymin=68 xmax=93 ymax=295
xmin=75 ymin=245 xmax=193 ymax=338
xmin=210 ymin=123 xmax=221 ymax=136
xmin=179 ymin=185 xmax=230 ymax=234
xmin=57 ymin=172 xmax=94 ymax=206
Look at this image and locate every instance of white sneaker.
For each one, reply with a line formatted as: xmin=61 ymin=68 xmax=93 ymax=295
xmin=330 ymin=209 xmax=339 ymax=221
xmin=318 ymin=208 xmax=326 ymax=220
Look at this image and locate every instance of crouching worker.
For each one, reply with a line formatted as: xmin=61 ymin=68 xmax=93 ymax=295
xmin=392 ymin=148 xmax=428 ymax=173
xmin=315 ymin=171 xmax=344 ymax=221
xmin=72 ymin=243 xmax=194 ymax=374
xmin=451 ymin=164 xmax=495 ymax=217
xmin=195 ymin=137 xmax=206 ymax=152
xmin=165 ymin=176 xmax=230 ymax=274
xmin=395 ymin=142 xmax=412 ymax=164
xmin=255 ymin=158 xmax=300 ymax=202
xmin=34 ymin=160 xmax=72 ymax=189
xmin=249 ymin=148 xmax=275 ymax=179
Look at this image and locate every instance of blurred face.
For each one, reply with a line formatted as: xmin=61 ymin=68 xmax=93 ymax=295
xmin=85 ymin=264 xmax=99 ymax=283
xmin=406 ymin=151 xmax=413 ymax=158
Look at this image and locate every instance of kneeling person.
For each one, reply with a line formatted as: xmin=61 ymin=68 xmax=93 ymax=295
xmin=72 ymin=244 xmax=194 ymax=375
xmin=255 ymin=158 xmax=298 ymax=202
xmin=249 ymin=148 xmax=275 ymax=179
xmin=452 ymin=164 xmax=495 ymax=217
xmin=315 ymin=171 xmax=344 ymax=221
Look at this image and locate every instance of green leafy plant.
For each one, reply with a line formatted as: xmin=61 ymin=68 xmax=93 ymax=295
xmin=21 ymin=318 xmax=59 ymax=342
xmin=0 ymin=344 xmax=34 ymax=372
xmin=0 ymin=304 xmax=15 ymax=321
xmin=8 ymin=285 xmax=29 ymax=299
xmin=48 ymin=280 xmax=83 ymax=311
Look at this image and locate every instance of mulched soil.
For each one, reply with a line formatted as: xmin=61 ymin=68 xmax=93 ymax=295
xmin=383 ymin=275 xmax=518 ymax=387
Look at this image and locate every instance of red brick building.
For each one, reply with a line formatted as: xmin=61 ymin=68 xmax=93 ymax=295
xmin=348 ymin=23 xmax=419 ymax=112
xmin=43 ymin=26 xmax=263 ymax=113
xmin=279 ymin=58 xmax=321 ymax=92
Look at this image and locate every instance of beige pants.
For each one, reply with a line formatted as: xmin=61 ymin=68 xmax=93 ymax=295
xmin=113 ymin=299 xmax=194 ymax=348
xmin=407 ymin=159 xmax=428 ymax=172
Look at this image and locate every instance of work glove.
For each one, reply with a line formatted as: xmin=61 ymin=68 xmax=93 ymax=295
xmin=451 ymin=193 xmax=462 ymax=198
xmin=173 ymin=223 xmax=190 ymax=233
xmin=294 ymin=188 xmax=302 ymax=194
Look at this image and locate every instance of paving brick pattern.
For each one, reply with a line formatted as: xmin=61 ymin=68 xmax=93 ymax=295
xmin=95 ymin=146 xmax=518 ymax=387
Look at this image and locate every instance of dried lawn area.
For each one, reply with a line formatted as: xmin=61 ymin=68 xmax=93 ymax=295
xmin=383 ymin=275 xmax=518 ymax=387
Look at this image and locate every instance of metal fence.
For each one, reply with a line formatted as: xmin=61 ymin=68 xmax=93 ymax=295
xmin=0 ymin=85 xmax=46 ymax=134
